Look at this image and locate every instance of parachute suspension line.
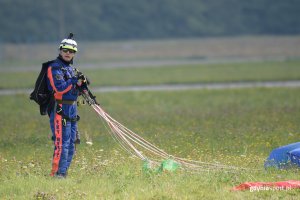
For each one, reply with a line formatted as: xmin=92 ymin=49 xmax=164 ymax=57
xmin=91 ymin=104 xmax=135 ymax=157
xmin=91 ymin=103 xmax=249 ymax=172
xmin=79 ymin=85 xmax=259 ymax=172
xmin=93 ymin=104 xmax=170 ymax=159
xmin=91 ymin=105 xmax=141 ymax=159
xmin=91 ymin=104 xmax=146 ymax=160
xmin=105 ymin=112 xmax=170 ymax=158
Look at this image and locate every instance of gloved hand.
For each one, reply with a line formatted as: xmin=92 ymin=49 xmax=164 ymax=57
xmin=77 ymin=71 xmax=86 ymax=81
xmin=85 ymin=77 xmax=91 ymax=85
xmin=77 ymin=71 xmax=91 ymax=86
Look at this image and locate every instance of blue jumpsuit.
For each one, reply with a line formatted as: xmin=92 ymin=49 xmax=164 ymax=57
xmin=46 ymin=57 xmax=79 ymax=176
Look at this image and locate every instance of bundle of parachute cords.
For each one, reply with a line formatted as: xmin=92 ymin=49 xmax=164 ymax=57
xmin=79 ymin=84 xmax=247 ymax=173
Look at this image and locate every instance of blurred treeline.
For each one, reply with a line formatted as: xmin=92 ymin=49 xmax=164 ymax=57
xmin=0 ymin=0 xmax=299 ymax=43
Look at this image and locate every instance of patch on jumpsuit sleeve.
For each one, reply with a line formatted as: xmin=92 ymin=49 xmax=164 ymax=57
xmin=55 ymin=74 xmax=64 ymax=80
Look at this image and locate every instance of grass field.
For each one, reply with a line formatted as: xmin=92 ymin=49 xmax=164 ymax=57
xmin=1 ymin=55 xmax=300 ymax=199
xmin=1 ymin=87 xmax=300 ymax=199
xmin=1 ymin=60 xmax=300 ymax=89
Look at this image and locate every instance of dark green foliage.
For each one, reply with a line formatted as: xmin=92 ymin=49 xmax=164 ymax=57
xmin=0 ymin=0 xmax=300 ymax=43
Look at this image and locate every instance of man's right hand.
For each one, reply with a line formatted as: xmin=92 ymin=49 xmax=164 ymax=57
xmin=77 ymin=71 xmax=90 ymax=85
xmin=77 ymin=71 xmax=85 ymax=80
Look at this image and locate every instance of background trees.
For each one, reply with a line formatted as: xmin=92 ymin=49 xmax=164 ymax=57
xmin=0 ymin=0 xmax=299 ymax=43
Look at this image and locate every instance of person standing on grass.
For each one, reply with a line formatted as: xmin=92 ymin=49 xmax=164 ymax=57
xmin=46 ymin=33 xmax=84 ymax=178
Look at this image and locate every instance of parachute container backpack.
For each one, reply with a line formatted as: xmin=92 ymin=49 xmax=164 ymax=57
xmin=30 ymin=60 xmax=55 ymax=115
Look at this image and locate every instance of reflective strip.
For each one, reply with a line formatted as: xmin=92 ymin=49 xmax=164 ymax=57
xmin=50 ymin=110 xmax=63 ymax=176
xmin=47 ymin=66 xmax=72 ymax=100
xmin=59 ymin=44 xmax=77 ymax=52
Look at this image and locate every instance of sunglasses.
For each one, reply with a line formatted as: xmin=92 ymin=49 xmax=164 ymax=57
xmin=62 ymin=49 xmax=76 ymax=54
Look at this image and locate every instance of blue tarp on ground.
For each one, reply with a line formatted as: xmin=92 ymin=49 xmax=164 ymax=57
xmin=264 ymin=142 xmax=300 ymax=169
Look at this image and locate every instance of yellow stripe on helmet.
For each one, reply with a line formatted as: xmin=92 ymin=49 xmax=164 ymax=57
xmin=59 ymin=44 xmax=78 ymax=52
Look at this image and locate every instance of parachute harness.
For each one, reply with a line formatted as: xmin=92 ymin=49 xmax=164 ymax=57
xmin=78 ymin=84 xmax=256 ymax=173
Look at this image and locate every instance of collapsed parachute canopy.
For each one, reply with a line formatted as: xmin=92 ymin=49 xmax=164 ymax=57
xmin=264 ymin=142 xmax=300 ymax=169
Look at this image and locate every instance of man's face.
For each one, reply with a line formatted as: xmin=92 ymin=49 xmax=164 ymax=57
xmin=60 ymin=48 xmax=76 ymax=62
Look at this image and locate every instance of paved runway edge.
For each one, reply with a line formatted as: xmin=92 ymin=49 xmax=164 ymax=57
xmin=1 ymin=80 xmax=300 ymax=96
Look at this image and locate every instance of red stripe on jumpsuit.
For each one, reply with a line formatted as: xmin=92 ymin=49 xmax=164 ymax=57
xmin=51 ymin=113 xmax=62 ymax=176
xmin=47 ymin=66 xmax=73 ymax=176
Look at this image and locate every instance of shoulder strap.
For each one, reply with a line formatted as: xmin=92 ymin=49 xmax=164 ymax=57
xmin=43 ymin=60 xmax=55 ymax=68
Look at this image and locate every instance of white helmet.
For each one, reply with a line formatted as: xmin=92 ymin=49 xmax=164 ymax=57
xmin=59 ymin=33 xmax=78 ymax=52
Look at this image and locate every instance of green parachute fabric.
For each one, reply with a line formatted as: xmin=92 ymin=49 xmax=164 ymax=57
xmin=158 ymin=159 xmax=180 ymax=172
xmin=142 ymin=160 xmax=157 ymax=173
xmin=143 ymin=159 xmax=180 ymax=173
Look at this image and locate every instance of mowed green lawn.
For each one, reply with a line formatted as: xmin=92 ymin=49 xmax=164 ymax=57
xmin=0 ymin=60 xmax=300 ymax=89
xmin=1 ymin=87 xmax=300 ymax=199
